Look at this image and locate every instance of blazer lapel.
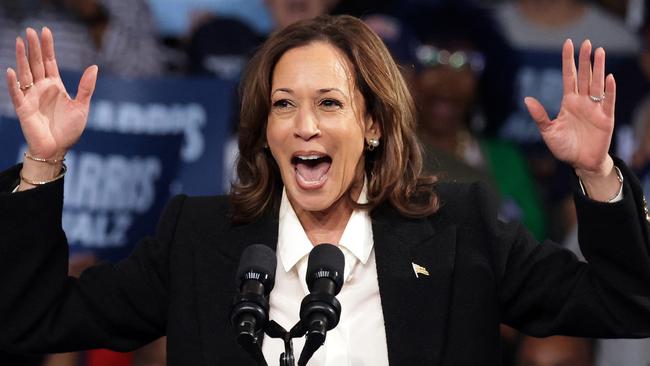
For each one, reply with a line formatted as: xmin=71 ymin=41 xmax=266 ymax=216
xmin=192 ymin=200 xmax=456 ymax=365
xmin=195 ymin=208 xmax=279 ymax=365
xmin=372 ymin=204 xmax=457 ymax=365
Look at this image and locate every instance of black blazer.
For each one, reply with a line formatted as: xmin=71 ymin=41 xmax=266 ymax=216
xmin=1 ymin=161 xmax=650 ymax=366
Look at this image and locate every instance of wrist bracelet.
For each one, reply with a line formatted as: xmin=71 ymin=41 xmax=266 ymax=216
xmin=24 ymin=152 xmax=66 ymax=164
xmin=578 ymin=166 xmax=624 ymax=202
xmin=19 ymin=163 xmax=67 ymax=186
xmin=607 ymin=166 xmax=624 ymax=202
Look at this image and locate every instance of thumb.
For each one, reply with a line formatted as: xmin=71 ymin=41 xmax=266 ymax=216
xmin=524 ymin=97 xmax=552 ymax=132
xmin=75 ymin=65 xmax=98 ymax=106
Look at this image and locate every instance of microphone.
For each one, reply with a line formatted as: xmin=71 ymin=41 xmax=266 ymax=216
xmin=230 ymin=244 xmax=277 ymax=366
xmin=297 ymin=243 xmax=345 ymax=366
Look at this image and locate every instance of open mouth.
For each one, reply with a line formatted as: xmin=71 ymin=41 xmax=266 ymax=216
xmin=291 ymin=153 xmax=332 ymax=187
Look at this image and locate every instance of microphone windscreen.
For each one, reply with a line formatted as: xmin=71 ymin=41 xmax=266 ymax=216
xmin=306 ymin=243 xmax=345 ymax=293
xmin=236 ymin=244 xmax=277 ymax=292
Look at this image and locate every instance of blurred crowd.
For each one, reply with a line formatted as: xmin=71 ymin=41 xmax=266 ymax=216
xmin=1 ymin=0 xmax=650 ymax=365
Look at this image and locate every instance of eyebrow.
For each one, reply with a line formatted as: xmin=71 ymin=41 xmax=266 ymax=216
xmin=271 ymin=88 xmax=347 ymax=97
xmin=318 ymin=88 xmax=345 ymax=95
xmin=271 ymin=88 xmax=293 ymax=96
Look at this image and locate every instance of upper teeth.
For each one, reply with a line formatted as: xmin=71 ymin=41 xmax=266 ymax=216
xmin=297 ymin=155 xmax=323 ymax=160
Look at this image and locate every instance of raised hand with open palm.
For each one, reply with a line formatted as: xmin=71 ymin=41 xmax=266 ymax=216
xmin=524 ymin=39 xmax=621 ymax=201
xmin=5 ymin=27 xmax=97 ymax=191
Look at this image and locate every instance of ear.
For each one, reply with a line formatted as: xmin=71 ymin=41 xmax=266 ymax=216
xmin=364 ymin=116 xmax=382 ymax=141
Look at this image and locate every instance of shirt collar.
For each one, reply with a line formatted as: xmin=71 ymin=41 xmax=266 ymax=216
xmin=277 ymin=189 xmax=314 ymax=273
xmin=277 ymin=180 xmax=374 ymax=273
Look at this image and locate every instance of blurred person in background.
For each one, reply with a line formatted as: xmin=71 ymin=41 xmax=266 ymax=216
xmin=399 ymin=1 xmax=547 ymax=241
xmin=493 ymin=0 xmax=640 ymax=241
xmin=0 ymin=0 xmax=165 ymax=117
xmin=517 ymin=335 xmax=595 ymax=366
xmin=0 ymin=0 xmax=165 ymax=72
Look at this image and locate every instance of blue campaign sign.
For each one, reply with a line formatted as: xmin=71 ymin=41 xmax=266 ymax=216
xmin=77 ymin=71 xmax=237 ymax=196
xmin=0 ymin=72 xmax=235 ymax=261
xmin=0 ymin=118 xmax=183 ymax=261
xmin=61 ymin=131 xmax=183 ymax=261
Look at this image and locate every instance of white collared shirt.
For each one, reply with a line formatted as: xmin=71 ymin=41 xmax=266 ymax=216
xmin=261 ymin=185 xmax=389 ymax=365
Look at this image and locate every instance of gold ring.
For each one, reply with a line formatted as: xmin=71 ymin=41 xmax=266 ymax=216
xmin=17 ymin=81 xmax=34 ymax=91
xmin=589 ymin=94 xmax=605 ymax=103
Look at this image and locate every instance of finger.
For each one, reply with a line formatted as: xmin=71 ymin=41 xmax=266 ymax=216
xmin=524 ymin=97 xmax=553 ymax=132
xmin=26 ymin=28 xmax=45 ymax=82
xmin=590 ymin=47 xmax=605 ymax=98
xmin=15 ymin=36 xmax=33 ymax=86
xmin=75 ymin=65 xmax=98 ymax=106
xmin=6 ymin=68 xmax=25 ymax=109
xmin=577 ymin=39 xmax=592 ymax=95
xmin=603 ymin=73 xmax=616 ymax=118
xmin=561 ymin=39 xmax=577 ymax=95
xmin=41 ymin=27 xmax=60 ymax=78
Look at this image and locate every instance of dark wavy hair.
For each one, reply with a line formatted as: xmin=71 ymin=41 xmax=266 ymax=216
xmin=230 ymin=15 xmax=438 ymax=223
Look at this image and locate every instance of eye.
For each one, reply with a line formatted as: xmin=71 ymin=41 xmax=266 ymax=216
xmin=319 ymin=98 xmax=343 ymax=110
xmin=272 ymin=99 xmax=294 ymax=109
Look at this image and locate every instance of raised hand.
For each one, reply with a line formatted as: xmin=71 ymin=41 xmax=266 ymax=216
xmin=6 ymin=27 xmax=97 ymax=160
xmin=5 ymin=27 xmax=97 ymax=190
xmin=524 ymin=39 xmax=620 ymax=201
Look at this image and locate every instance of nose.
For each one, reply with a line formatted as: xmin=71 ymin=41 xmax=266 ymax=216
xmin=293 ymin=106 xmax=320 ymax=141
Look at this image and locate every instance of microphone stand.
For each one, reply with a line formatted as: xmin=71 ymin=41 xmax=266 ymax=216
xmin=262 ymin=313 xmax=335 ymax=366
xmin=234 ymin=326 xmax=267 ymax=366
xmin=291 ymin=320 xmax=324 ymax=366
xmin=256 ymin=243 xmax=344 ymax=366
xmin=265 ymin=320 xmax=301 ymax=366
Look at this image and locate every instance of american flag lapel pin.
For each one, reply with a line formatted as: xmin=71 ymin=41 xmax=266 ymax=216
xmin=412 ymin=262 xmax=430 ymax=278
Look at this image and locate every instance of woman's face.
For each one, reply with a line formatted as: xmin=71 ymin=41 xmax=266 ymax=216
xmin=414 ymin=45 xmax=479 ymax=135
xmin=266 ymin=41 xmax=379 ymax=214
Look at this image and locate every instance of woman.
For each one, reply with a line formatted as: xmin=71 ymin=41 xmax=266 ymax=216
xmin=1 ymin=15 xmax=649 ymax=365
xmin=400 ymin=3 xmax=546 ymax=241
